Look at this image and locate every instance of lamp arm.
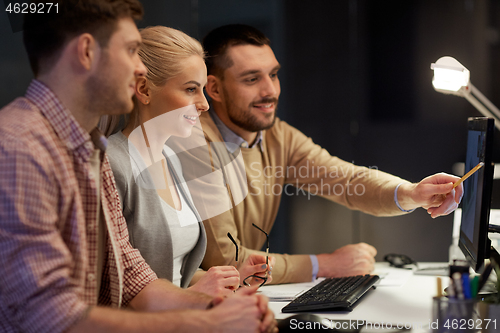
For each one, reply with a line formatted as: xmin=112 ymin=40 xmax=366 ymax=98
xmin=490 ymin=224 xmax=500 ymax=234
xmin=463 ymin=91 xmax=500 ymax=131
xmin=469 ymin=83 xmax=500 ymax=120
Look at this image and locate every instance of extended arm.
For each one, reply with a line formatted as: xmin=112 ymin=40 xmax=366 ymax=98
xmin=396 ymin=173 xmax=463 ymax=218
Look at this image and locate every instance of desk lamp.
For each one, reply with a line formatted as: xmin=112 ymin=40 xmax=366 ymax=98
xmin=431 ymin=56 xmax=500 ymax=130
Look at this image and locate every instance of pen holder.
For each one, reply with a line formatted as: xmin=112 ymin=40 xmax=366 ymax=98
xmin=432 ymin=297 xmax=476 ymax=333
xmin=478 ymin=302 xmax=500 ymax=332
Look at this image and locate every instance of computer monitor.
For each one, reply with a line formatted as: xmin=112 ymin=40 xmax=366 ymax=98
xmin=458 ymin=117 xmax=495 ymax=273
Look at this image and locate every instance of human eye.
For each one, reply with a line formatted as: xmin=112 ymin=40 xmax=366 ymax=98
xmin=244 ymin=76 xmax=258 ymax=84
xmin=186 ymin=87 xmax=197 ymax=93
xmin=270 ymin=72 xmax=278 ymax=79
xmin=128 ymin=42 xmax=141 ymax=56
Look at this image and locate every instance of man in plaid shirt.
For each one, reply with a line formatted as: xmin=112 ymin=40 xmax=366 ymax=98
xmin=0 ymin=1 xmax=275 ymax=332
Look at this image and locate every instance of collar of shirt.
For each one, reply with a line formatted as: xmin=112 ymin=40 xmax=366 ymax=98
xmin=209 ymin=109 xmax=263 ymax=153
xmin=26 ymin=79 xmax=107 ymax=160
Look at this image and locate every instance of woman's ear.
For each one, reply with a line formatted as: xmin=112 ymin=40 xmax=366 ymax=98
xmin=205 ymin=75 xmax=222 ymax=102
xmin=135 ymin=77 xmax=151 ymax=105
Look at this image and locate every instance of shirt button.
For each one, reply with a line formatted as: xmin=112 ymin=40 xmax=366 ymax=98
xmin=240 ymin=142 xmax=248 ymax=148
xmin=87 ymin=273 xmax=96 ymax=282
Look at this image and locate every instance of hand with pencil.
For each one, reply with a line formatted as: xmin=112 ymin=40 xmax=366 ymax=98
xmin=396 ymin=167 xmax=471 ymax=218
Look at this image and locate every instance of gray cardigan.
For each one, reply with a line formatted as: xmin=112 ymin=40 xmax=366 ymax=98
xmin=107 ymin=132 xmax=206 ymax=288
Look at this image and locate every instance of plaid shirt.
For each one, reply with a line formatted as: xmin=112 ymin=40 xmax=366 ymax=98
xmin=0 ymin=80 xmax=157 ymax=333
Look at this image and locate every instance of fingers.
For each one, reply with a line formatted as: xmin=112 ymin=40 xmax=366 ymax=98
xmin=428 ymin=201 xmax=458 ymax=218
xmin=223 ymin=276 xmax=241 ymax=292
xmin=207 ymin=296 xmax=224 ymax=309
xmin=259 ymin=309 xmax=277 ymax=333
xmin=255 ymin=294 xmax=269 ymax=314
xmin=246 ymin=254 xmax=267 ymax=264
xmin=422 ymin=173 xmax=460 ymax=185
xmin=357 ymin=242 xmax=377 ymax=257
xmin=247 ymin=263 xmax=270 ymax=276
xmin=422 ymin=185 xmax=460 ymax=218
xmin=193 ymin=266 xmax=241 ymax=296
xmin=240 ymin=254 xmax=274 ymax=286
xmin=455 ymin=183 xmax=464 ymax=204
xmin=351 ymin=255 xmax=375 ymax=275
xmin=255 ymin=294 xmax=276 ymax=333
xmin=423 ymin=182 xmax=454 ymax=196
xmin=269 ymin=256 xmax=276 ymax=268
xmin=207 ymin=265 xmax=239 ymax=276
xmin=204 ymin=266 xmax=240 ymax=289
xmin=235 ymin=284 xmax=259 ymax=296
xmin=317 ymin=243 xmax=377 ymax=277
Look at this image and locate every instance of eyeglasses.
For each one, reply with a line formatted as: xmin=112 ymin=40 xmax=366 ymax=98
xmin=227 ymin=232 xmax=239 ymax=262
xmin=227 ymin=224 xmax=269 ymax=287
xmin=243 ymin=223 xmax=269 ymax=287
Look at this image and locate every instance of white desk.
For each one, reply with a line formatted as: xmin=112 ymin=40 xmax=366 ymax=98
xmin=262 ymin=263 xmax=444 ymax=332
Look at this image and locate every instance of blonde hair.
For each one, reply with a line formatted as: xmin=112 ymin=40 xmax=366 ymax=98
xmin=98 ymin=26 xmax=205 ymax=136
xmin=139 ymin=26 xmax=204 ymax=91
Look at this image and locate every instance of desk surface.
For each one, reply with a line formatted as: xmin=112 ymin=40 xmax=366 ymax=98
xmin=262 ymin=263 xmax=444 ymax=332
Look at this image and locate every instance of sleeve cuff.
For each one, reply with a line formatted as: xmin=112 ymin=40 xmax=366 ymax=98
xmin=309 ymin=255 xmax=319 ymax=281
xmin=394 ymin=183 xmax=416 ymax=213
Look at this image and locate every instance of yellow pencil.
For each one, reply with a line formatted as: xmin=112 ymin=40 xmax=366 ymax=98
xmin=454 ymin=162 xmax=484 ymax=189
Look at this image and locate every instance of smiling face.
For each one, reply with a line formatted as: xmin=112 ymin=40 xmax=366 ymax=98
xmin=146 ymin=54 xmax=209 ymax=138
xmin=210 ymin=44 xmax=281 ymax=142
xmin=86 ymin=17 xmax=146 ymax=116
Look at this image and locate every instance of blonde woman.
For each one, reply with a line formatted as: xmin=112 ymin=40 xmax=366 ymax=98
xmin=103 ymin=26 xmax=272 ymax=297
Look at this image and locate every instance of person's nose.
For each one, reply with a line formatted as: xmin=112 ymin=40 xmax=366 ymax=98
xmin=196 ymin=93 xmax=210 ymax=113
xmin=135 ymin=58 xmax=147 ymax=78
xmin=259 ymin=76 xmax=279 ymax=99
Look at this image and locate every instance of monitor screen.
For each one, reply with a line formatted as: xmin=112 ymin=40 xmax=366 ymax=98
xmin=459 ymin=117 xmax=494 ymax=273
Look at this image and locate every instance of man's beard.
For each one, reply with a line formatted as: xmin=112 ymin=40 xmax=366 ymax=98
xmin=222 ymin=87 xmax=278 ymax=133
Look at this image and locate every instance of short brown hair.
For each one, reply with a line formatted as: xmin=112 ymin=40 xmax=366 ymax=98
xmin=203 ymin=24 xmax=270 ymax=79
xmin=23 ymin=0 xmax=144 ymax=76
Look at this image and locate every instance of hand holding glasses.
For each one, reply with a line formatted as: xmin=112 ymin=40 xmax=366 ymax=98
xmin=227 ymin=223 xmax=270 ymax=287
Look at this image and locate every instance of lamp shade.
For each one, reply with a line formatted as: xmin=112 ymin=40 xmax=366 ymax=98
xmin=431 ymin=56 xmax=470 ymax=95
xmin=431 ymin=56 xmax=500 ymax=130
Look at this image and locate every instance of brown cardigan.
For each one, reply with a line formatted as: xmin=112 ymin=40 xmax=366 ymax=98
xmin=170 ymin=112 xmax=409 ymax=284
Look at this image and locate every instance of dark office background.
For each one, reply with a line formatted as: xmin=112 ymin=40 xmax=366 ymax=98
xmin=1 ymin=0 xmax=499 ymax=262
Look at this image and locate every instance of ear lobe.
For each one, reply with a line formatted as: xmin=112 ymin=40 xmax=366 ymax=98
xmin=135 ymin=77 xmax=151 ymax=104
xmin=76 ymin=33 xmax=96 ymax=71
xmin=205 ymin=75 xmax=222 ymax=102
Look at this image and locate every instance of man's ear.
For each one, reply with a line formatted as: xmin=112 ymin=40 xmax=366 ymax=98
xmin=205 ymin=74 xmax=223 ymax=102
xmin=135 ymin=77 xmax=151 ymax=105
xmin=76 ymin=33 xmax=97 ymax=71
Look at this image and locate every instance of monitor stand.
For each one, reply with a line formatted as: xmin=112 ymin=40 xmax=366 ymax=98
xmin=480 ymin=227 xmax=500 ymax=301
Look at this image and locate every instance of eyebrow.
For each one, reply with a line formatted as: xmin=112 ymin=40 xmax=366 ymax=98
xmin=125 ymin=40 xmax=142 ymax=49
xmin=183 ymin=81 xmax=201 ymax=86
xmin=237 ymin=64 xmax=281 ymax=78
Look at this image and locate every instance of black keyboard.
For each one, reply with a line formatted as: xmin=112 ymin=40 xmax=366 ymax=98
xmin=281 ymin=275 xmax=379 ymax=313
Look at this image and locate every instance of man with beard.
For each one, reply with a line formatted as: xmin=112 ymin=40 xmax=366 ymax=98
xmin=0 ymin=4 xmax=275 ymax=333
xmin=170 ymin=24 xmax=463 ymax=285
